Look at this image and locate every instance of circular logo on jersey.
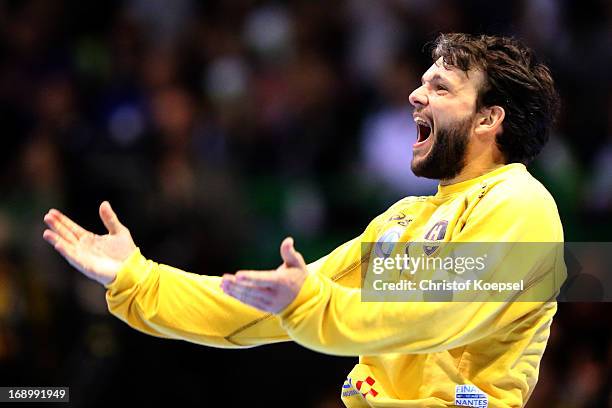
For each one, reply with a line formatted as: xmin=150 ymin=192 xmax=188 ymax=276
xmin=375 ymin=226 xmax=405 ymax=258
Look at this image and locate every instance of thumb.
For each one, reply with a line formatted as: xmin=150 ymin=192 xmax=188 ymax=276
xmin=99 ymin=201 xmax=125 ymax=234
xmin=280 ymin=237 xmax=306 ymax=269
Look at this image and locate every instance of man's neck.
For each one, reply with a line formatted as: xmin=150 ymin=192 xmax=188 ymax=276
xmin=440 ymin=162 xmax=506 ymax=186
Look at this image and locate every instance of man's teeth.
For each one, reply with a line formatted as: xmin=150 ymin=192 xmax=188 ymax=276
xmin=415 ymin=118 xmax=431 ymax=128
xmin=415 ymin=117 xmax=432 ymax=143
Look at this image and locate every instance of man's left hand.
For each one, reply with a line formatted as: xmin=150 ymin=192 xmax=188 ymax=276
xmin=221 ymin=237 xmax=308 ymax=313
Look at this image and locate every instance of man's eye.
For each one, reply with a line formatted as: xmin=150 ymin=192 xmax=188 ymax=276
xmin=436 ymin=85 xmax=448 ymax=92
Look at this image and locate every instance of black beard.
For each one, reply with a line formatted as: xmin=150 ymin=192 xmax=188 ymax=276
xmin=411 ymin=116 xmax=471 ymax=180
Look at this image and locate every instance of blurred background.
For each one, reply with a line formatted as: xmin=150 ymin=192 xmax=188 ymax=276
xmin=0 ymin=0 xmax=611 ymax=406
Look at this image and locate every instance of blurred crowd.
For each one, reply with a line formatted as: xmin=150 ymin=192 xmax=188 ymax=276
xmin=0 ymin=0 xmax=611 ymax=406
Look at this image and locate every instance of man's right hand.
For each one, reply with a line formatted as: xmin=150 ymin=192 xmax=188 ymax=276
xmin=43 ymin=201 xmax=137 ymax=286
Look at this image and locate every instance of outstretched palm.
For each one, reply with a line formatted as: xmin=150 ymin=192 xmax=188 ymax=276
xmin=43 ymin=201 xmax=137 ymax=286
xmin=221 ymin=237 xmax=308 ymax=314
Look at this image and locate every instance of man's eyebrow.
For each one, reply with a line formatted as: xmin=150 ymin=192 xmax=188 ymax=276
xmin=421 ymin=73 xmax=452 ymax=86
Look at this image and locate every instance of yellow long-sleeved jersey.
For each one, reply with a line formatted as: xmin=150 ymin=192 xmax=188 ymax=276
xmin=105 ymin=163 xmax=565 ymax=407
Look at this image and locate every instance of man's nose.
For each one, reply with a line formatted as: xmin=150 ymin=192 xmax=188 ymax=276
xmin=409 ymin=86 xmax=428 ymax=107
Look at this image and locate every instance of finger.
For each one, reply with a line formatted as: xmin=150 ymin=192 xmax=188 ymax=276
xmin=47 ymin=209 xmax=90 ymax=240
xmin=220 ymin=274 xmax=235 ymax=291
xmin=99 ymin=201 xmax=125 ymax=234
xmin=232 ymin=294 xmax=273 ymax=312
xmin=225 ymin=272 xmax=276 ymax=292
xmin=223 ymin=281 xmax=273 ymax=310
xmin=223 ymin=277 xmax=270 ymax=299
xmin=221 ymin=273 xmax=235 ymax=282
xmin=280 ymin=237 xmax=306 ymax=268
xmin=244 ymin=299 xmax=274 ymax=313
xmin=44 ymin=213 xmax=79 ymax=244
xmin=225 ymin=283 xmax=271 ymax=303
xmin=43 ymin=229 xmax=78 ymax=263
xmin=43 ymin=229 xmax=60 ymax=246
xmin=235 ymin=270 xmax=278 ymax=289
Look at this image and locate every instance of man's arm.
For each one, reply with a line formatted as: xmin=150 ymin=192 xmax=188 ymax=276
xmin=105 ymin=232 xmax=373 ymax=347
xmin=223 ymin=184 xmax=566 ymax=356
xmin=42 ymin=201 xmax=288 ymax=348
xmin=105 ymin=248 xmax=288 ymax=347
xmin=43 ymin=201 xmax=376 ymax=348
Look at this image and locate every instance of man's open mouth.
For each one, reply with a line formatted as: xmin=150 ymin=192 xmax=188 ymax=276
xmin=415 ymin=117 xmax=432 ymax=144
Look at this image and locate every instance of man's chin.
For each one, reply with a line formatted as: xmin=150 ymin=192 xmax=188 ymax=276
xmin=410 ymin=119 xmax=471 ymax=181
xmin=411 ymin=164 xmax=432 ymax=179
xmin=411 ymin=155 xmax=433 ymax=179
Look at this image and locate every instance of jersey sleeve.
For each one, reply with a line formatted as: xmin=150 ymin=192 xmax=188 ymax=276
xmin=105 ymin=248 xmax=288 ymax=348
xmin=276 ymin=185 xmax=566 ymax=356
xmin=104 ymin=208 xmax=392 ymax=348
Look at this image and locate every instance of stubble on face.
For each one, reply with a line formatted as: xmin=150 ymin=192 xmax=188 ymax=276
xmin=411 ymin=114 xmax=473 ymax=180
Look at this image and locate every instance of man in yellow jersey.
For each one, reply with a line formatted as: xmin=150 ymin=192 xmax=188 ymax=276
xmin=42 ymin=33 xmax=564 ymax=407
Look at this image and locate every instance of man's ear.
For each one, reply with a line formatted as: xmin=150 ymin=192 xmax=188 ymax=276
xmin=474 ymin=105 xmax=505 ymax=137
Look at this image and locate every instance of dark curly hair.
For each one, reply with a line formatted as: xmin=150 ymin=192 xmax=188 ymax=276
xmin=431 ymin=33 xmax=560 ymax=164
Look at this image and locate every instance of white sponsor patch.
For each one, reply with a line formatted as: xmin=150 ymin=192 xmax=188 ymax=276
xmin=455 ymin=384 xmax=488 ymax=407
